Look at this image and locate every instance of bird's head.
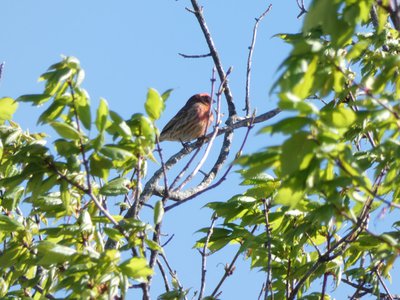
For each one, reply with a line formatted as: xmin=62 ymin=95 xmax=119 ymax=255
xmin=186 ymin=93 xmax=212 ymax=106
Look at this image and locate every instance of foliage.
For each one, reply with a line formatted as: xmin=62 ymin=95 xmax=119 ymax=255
xmin=0 ymin=56 xmax=165 ymax=299
xmin=1 ymin=1 xmax=400 ymax=299
xmin=197 ymin=0 xmax=400 ymax=299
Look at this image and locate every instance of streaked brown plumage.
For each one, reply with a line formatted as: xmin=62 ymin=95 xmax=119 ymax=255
xmin=159 ymin=93 xmax=213 ymax=142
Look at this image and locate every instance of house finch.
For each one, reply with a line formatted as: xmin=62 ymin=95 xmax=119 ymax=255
xmin=159 ymin=93 xmax=213 ymax=142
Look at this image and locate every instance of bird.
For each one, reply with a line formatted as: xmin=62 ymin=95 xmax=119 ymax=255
xmin=159 ymin=93 xmax=214 ymax=143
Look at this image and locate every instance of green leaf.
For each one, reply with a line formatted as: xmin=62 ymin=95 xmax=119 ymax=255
xmin=0 ymin=98 xmax=18 ymax=123
xmin=281 ymin=132 xmax=317 ymax=177
xmin=275 ymin=181 xmax=305 ymax=208
xmin=17 ymin=94 xmax=51 ymax=105
xmin=96 ymin=98 xmax=109 ymax=132
xmin=303 ymin=0 xmax=337 ymax=33
xmin=145 ymin=239 xmax=163 ymax=252
xmin=0 ymin=246 xmax=28 ymax=269
xmin=54 ymin=139 xmax=80 ymax=156
xmin=109 ymin=111 xmax=132 ymax=138
xmin=2 ymin=186 xmax=24 ymax=211
xmin=320 ymin=106 xmax=356 ymax=128
xmin=38 ymin=102 xmax=65 ymax=124
xmin=292 ymin=56 xmax=318 ymax=99
xmin=50 ymin=122 xmax=82 ymax=140
xmin=0 ymin=215 xmax=24 ymax=232
xmin=161 ymin=89 xmax=173 ymax=102
xmin=104 ymin=227 xmax=125 ymax=243
xmin=36 ymin=241 xmax=76 ymax=265
xmin=245 ymin=181 xmax=280 ymax=199
xmin=100 ymin=145 xmax=135 ymax=161
xmin=90 ymin=153 xmax=113 ymax=180
xmin=154 ymin=200 xmax=164 ymax=225
xmin=157 ymin=290 xmax=189 ymax=300
xmin=99 ymin=177 xmax=130 ymax=196
xmin=76 ymin=69 xmax=85 ymax=86
xmin=119 ymin=257 xmax=153 ymax=280
xmin=43 ymin=68 xmax=72 ymax=96
xmin=145 ymin=88 xmax=164 ymax=121
xmin=260 ymin=117 xmax=315 ymax=135
xmin=76 ymin=102 xmax=91 ymax=130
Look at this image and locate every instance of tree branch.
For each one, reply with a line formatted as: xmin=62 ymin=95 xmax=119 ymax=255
xmin=198 ymin=213 xmax=217 ymax=300
xmin=244 ymin=4 xmax=272 ymax=116
xmin=262 ymin=198 xmax=273 ymax=300
xmin=210 ymin=225 xmax=258 ymax=297
xmin=189 ymin=0 xmax=237 ymax=119
xmin=178 ymin=52 xmax=211 ymax=58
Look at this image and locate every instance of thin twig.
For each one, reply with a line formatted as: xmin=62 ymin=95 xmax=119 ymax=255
xmin=170 ymin=147 xmax=203 ymax=191
xmin=157 ymin=259 xmax=171 ymax=292
xmin=161 ymin=234 xmax=175 ymax=248
xmin=159 ymin=252 xmax=188 ymax=300
xmin=343 ymin=278 xmax=400 ymax=299
xmin=20 ymin=276 xmax=56 ymax=300
xmin=296 ymin=0 xmax=308 ymax=18
xmin=198 ymin=213 xmax=218 ymax=300
xmin=320 ymin=233 xmax=331 ymax=300
xmin=376 ymin=267 xmax=394 ymax=300
xmin=131 ymin=155 xmax=142 ymax=219
xmin=156 ymin=137 xmax=169 ymax=198
xmin=305 ymin=232 xmax=322 ymax=257
xmin=258 ymin=283 xmax=266 ymax=300
xmin=179 ymin=52 xmax=212 ymax=58
xmin=244 ymin=4 xmax=272 ymax=116
xmin=262 ymin=198 xmax=273 ymax=300
xmin=0 ymin=62 xmax=4 ymax=82
xmin=210 ymin=225 xmax=257 ymax=297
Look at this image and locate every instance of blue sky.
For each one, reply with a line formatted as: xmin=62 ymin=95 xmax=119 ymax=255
xmin=2 ymin=1 xmax=397 ymax=299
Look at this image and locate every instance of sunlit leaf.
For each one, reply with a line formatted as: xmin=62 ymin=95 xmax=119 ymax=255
xmin=50 ymin=122 xmax=81 ymax=140
xmin=145 ymin=88 xmax=164 ymax=121
xmin=119 ymin=257 xmax=153 ymax=280
xmin=99 ymin=177 xmax=130 ymax=196
xmin=0 ymin=98 xmax=18 ymax=123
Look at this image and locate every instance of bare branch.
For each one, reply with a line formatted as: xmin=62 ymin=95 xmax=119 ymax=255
xmin=189 ymin=0 xmax=237 ymax=119
xmin=0 ymin=62 xmax=4 ymax=82
xmin=262 ymin=198 xmax=272 ymax=300
xmin=210 ymin=225 xmax=258 ymax=297
xmin=321 ymin=233 xmax=332 ymax=300
xmin=178 ymin=52 xmax=212 ymax=58
xmin=258 ymin=283 xmax=266 ymax=300
xmin=157 ymin=259 xmax=171 ymax=293
xmin=245 ymin=4 xmax=272 ymax=116
xmin=156 ymin=137 xmax=169 ymax=197
xmin=376 ymin=267 xmax=394 ymax=300
xmin=20 ymin=276 xmax=56 ymax=300
xmin=131 ymin=156 xmax=143 ymax=219
xmin=159 ymin=252 xmax=188 ymax=300
xmin=296 ymin=0 xmax=308 ymax=18
xmin=343 ymin=278 xmax=400 ymax=299
xmin=198 ymin=213 xmax=218 ymax=300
